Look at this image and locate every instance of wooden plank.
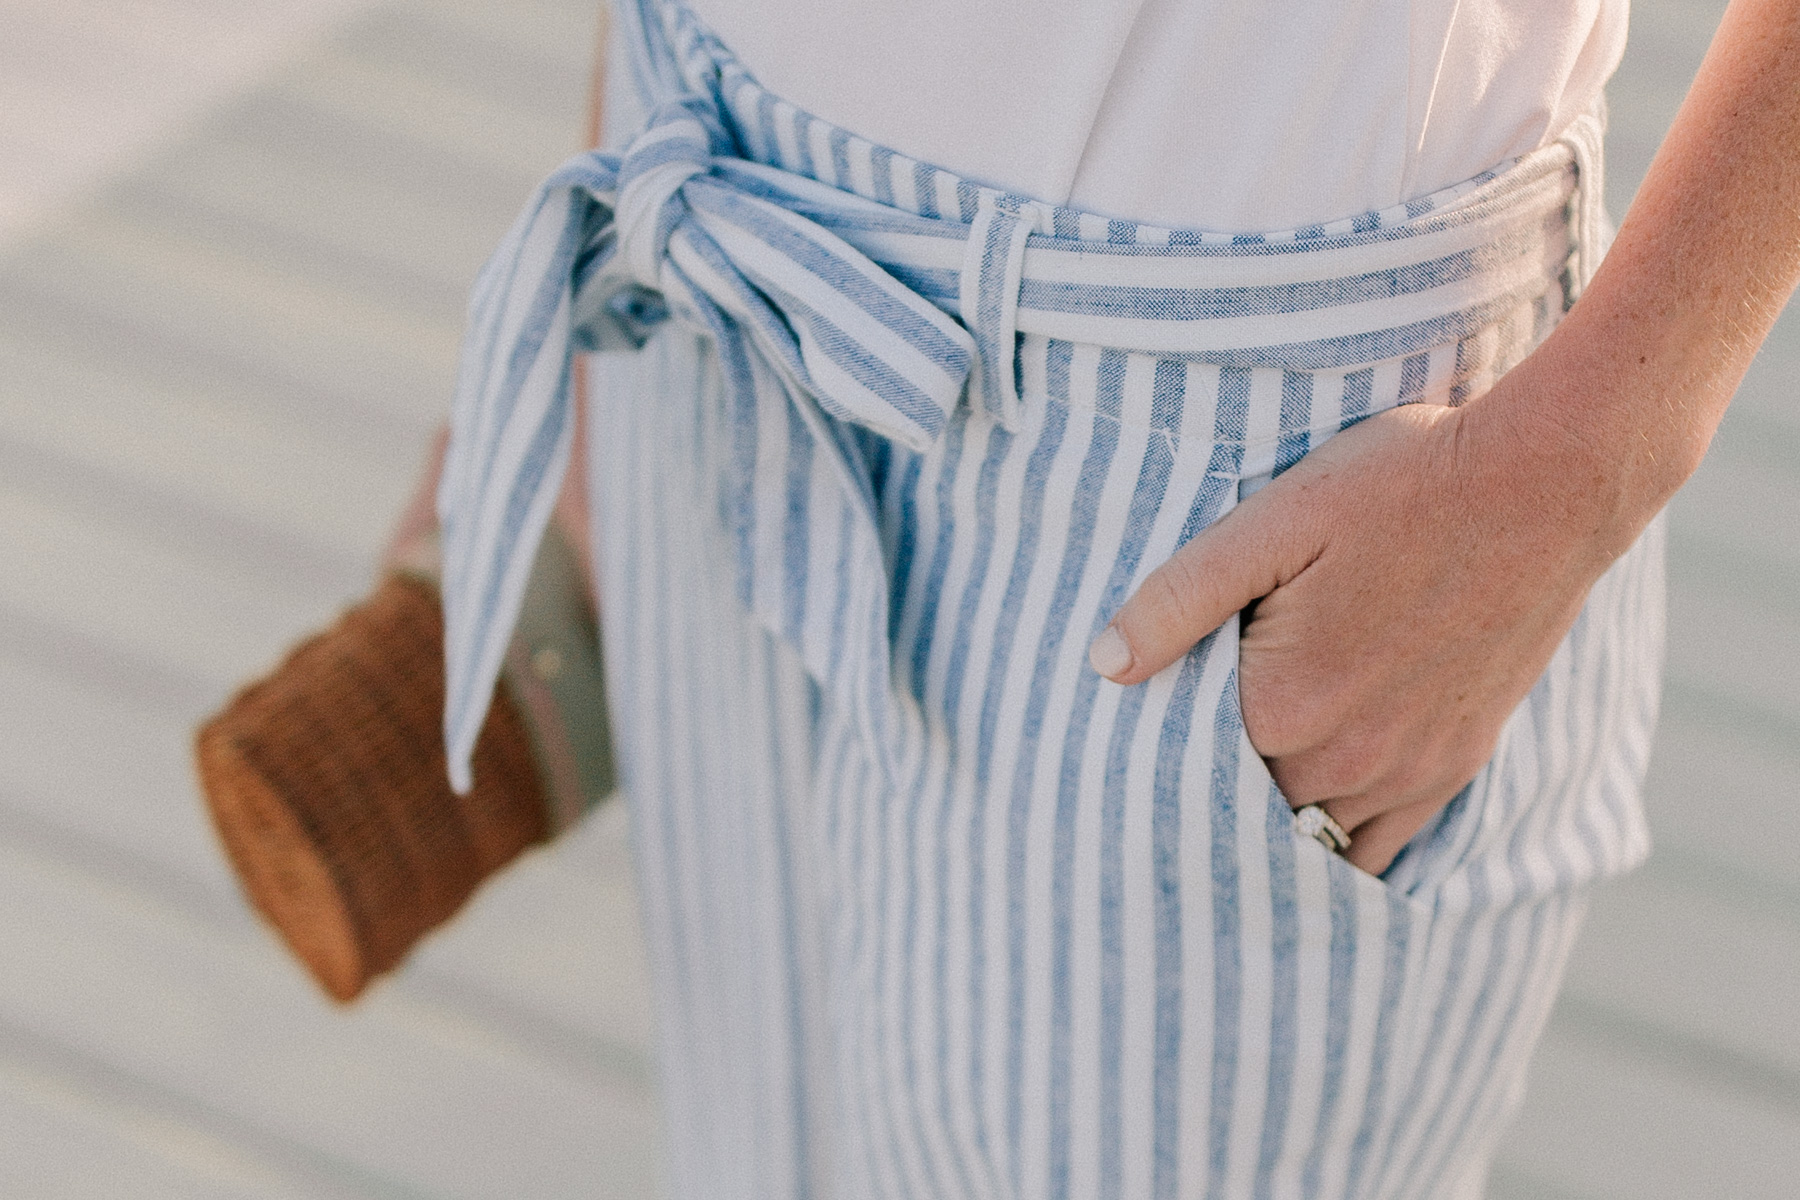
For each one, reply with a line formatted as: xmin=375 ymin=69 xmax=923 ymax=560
xmin=146 ymin=85 xmax=547 ymax=279
xmin=282 ymin=38 xmax=590 ymax=184
xmin=0 ymin=647 xmax=657 ymax=1086
xmin=0 ymin=0 xmax=375 ymax=247
xmin=0 ymin=267 xmax=431 ymax=464
xmin=0 ymin=652 xmax=244 ymax=908
xmin=1670 ymin=418 xmax=1800 ymax=584
xmin=339 ymin=0 xmax=593 ymax=133
xmin=0 ymin=478 xmax=331 ymax=693
xmin=0 ymin=834 xmax=664 ymax=1200
xmin=0 ymin=348 xmax=380 ymax=595
xmin=1662 ymin=586 xmax=1800 ymax=747
xmin=115 ymin=133 xmax=517 ymax=318
xmin=381 ymin=0 xmax=603 ymax=71
xmin=0 ymin=1052 xmax=341 ymax=1200
xmin=1642 ymin=706 xmax=1800 ymax=894
xmin=1492 ymin=1000 xmax=1800 ymax=1200
xmin=1563 ymin=866 xmax=1800 ymax=1081
xmin=8 ymin=208 xmax=463 ymax=421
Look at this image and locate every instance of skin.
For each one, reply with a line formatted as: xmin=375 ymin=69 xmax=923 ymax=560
xmin=1090 ymin=0 xmax=1800 ymax=875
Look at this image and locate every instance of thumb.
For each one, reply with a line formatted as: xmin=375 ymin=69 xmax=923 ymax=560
xmin=1088 ymin=486 xmax=1317 ymax=685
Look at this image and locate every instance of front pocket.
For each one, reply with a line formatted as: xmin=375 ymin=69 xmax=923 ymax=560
xmin=1223 ymin=618 xmax=1456 ymax=913
xmin=1226 ymin=518 xmax=1666 ymax=910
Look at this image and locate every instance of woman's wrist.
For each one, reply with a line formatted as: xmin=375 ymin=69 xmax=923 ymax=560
xmin=1453 ymin=327 xmax=1703 ymax=576
xmin=1454 ymin=0 xmax=1800 ymax=578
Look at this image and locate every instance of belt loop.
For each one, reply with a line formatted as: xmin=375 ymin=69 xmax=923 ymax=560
xmin=1559 ymin=102 xmax=1608 ymax=298
xmin=959 ymin=193 xmax=1049 ymax=430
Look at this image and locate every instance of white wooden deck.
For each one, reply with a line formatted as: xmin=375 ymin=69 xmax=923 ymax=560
xmin=0 ymin=0 xmax=1794 ymax=1195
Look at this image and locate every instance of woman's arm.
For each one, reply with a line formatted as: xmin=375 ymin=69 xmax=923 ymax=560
xmin=1089 ymin=0 xmax=1800 ymax=874
xmin=1513 ymin=0 xmax=1800 ymax=544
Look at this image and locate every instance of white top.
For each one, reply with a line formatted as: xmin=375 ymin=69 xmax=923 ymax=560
xmin=686 ymin=0 xmax=1627 ymax=232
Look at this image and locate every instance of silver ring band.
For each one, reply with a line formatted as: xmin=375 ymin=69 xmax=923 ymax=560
xmin=1294 ymin=804 xmax=1352 ymax=854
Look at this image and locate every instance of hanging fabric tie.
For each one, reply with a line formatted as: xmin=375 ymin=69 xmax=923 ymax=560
xmin=436 ymin=94 xmax=988 ymax=792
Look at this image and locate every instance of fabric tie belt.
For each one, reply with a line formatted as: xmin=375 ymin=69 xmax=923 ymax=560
xmin=437 ymin=78 xmax=1601 ymax=791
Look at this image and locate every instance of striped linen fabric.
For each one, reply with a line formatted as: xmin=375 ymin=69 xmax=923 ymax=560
xmin=440 ymin=2 xmax=1666 ymax=1196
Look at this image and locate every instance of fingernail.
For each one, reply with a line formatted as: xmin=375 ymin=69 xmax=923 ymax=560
xmin=1088 ymin=625 xmax=1133 ymax=679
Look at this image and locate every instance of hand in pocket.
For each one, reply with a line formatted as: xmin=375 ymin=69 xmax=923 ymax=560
xmin=1087 ymin=397 xmax=1624 ymax=875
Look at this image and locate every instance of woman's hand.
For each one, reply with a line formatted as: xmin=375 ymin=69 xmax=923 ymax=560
xmin=1087 ymin=375 xmax=1628 ymax=876
xmin=1092 ymin=0 xmax=1800 ymax=876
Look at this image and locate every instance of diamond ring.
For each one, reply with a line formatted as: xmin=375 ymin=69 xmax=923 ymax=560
xmin=1293 ymin=804 xmax=1351 ymax=854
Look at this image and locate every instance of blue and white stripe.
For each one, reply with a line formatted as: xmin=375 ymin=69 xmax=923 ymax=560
xmin=443 ymin=2 xmax=1664 ymax=1196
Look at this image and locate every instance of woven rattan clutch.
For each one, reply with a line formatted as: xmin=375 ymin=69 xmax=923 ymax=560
xmin=195 ymin=529 xmax=611 ymax=1002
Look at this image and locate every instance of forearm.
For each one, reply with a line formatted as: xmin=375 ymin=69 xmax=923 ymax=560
xmin=1468 ymin=0 xmax=1800 ymax=556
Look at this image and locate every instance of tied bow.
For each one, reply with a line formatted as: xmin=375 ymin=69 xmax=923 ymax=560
xmin=437 ymin=97 xmax=980 ymax=791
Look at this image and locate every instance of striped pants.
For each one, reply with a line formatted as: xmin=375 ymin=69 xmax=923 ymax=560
xmin=438 ymin=4 xmax=1672 ymax=1195
xmin=585 ymin=186 xmax=1664 ymax=1200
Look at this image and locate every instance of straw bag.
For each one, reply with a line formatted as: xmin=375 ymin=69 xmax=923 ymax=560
xmin=194 ymin=526 xmax=612 ymax=1002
